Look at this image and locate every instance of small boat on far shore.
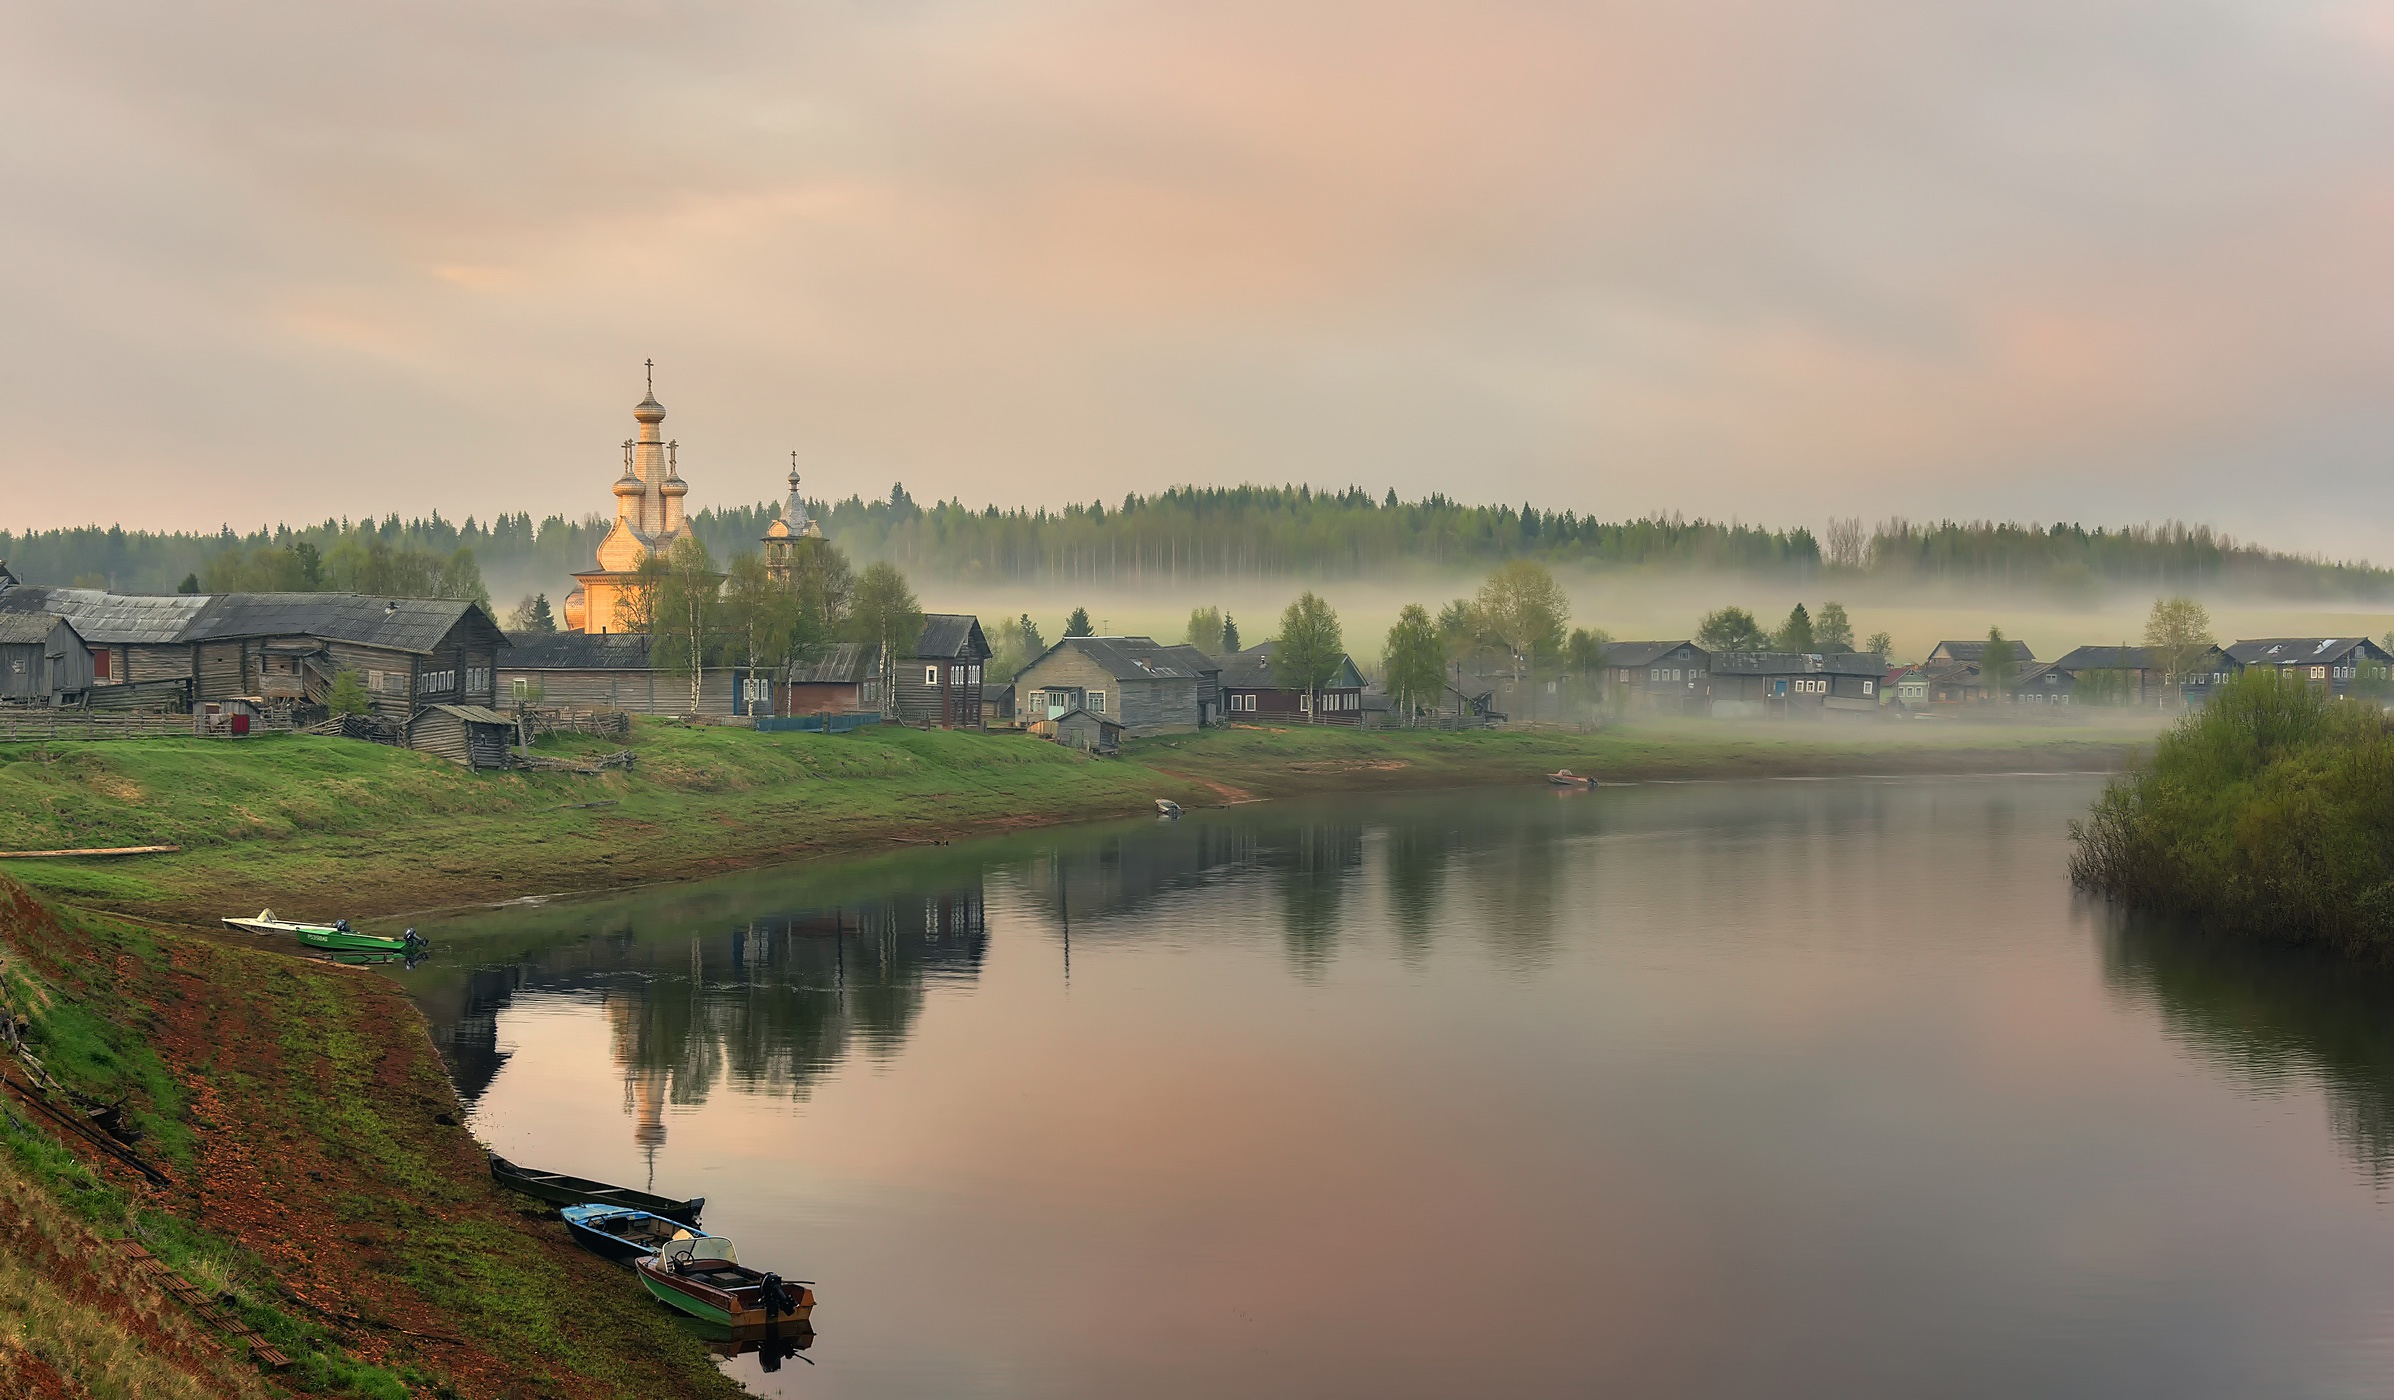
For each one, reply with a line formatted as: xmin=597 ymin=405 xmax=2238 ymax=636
xmin=636 ymin=1238 xmax=814 ymax=1328
xmin=488 ymin=1152 xmax=706 ymax=1225
xmin=221 ymin=910 xmax=425 ymax=954
xmin=1546 ymin=770 xmax=1598 ymax=788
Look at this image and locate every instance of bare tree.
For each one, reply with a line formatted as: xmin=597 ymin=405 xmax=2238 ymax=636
xmin=1824 ymin=516 xmax=1866 ymax=571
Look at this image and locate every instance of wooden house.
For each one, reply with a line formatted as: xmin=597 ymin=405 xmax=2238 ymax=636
xmin=2224 ymin=637 xmax=2394 ymax=695
xmin=1013 ymin=636 xmax=1213 ymax=734
xmin=0 ymin=586 xmax=211 ymax=693
xmin=1050 ymin=706 xmax=1126 ymax=754
xmin=499 ymin=631 xmax=738 ymax=715
xmin=780 ymin=642 xmax=879 ymax=716
xmin=893 ymin=614 xmax=993 ymax=729
xmin=182 ymin=594 xmax=508 ymax=722
xmin=1598 ymin=641 xmax=1712 ymax=714
xmin=1925 ymin=638 xmax=2036 ymax=667
xmin=1708 ymin=652 xmax=1883 ymax=718
xmin=1218 ymin=641 xmax=1365 ymax=724
xmin=0 ymin=613 xmax=94 ymax=704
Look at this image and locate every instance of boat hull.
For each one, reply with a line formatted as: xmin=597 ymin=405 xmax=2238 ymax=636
xmin=296 ymin=927 xmax=414 ymax=953
xmin=560 ymin=1204 xmax=714 ymax=1266
xmin=488 ymin=1154 xmax=705 ymax=1225
xmin=637 ymin=1257 xmax=815 ymax=1329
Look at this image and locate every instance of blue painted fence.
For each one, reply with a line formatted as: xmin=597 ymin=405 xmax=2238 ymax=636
xmin=753 ymin=713 xmax=883 ymax=735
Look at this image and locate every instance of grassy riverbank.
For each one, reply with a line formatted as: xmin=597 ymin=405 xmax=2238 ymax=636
xmin=0 ymin=878 xmax=742 ymax=1398
xmin=0 ymin=717 xmax=2155 ymax=922
xmin=2072 ymin=670 xmax=2394 ymax=957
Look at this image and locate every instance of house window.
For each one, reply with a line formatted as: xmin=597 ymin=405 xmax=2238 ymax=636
xmin=863 ymin=682 xmax=879 ymax=704
xmin=1090 ymin=691 xmax=1106 ymax=714
xmin=951 ymin=665 xmax=966 ymax=685
xmin=511 ymin=677 xmax=530 ymax=699
xmin=417 ymin=669 xmax=455 ymax=694
xmin=467 ymin=667 xmax=489 ymax=694
xmin=1029 ymin=690 xmax=1047 ymax=711
xmin=1863 ymin=680 xmax=1874 ymax=695
xmin=925 ymin=665 xmax=939 ymax=685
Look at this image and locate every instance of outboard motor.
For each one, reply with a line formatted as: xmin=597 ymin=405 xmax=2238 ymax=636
xmin=762 ymin=1272 xmax=794 ymax=1318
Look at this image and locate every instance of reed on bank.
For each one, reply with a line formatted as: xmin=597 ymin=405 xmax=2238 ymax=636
xmin=2071 ymin=668 xmax=2394 ymax=956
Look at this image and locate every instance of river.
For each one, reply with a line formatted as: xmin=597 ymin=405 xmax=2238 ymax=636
xmin=397 ymin=775 xmax=2394 ymax=1398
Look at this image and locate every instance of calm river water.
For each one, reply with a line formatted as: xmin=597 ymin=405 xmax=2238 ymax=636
xmin=398 ymin=776 xmax=2394 ymax=1398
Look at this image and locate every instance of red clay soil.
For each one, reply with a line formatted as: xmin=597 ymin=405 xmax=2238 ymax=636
xmin=0 ymin=879 xmax=741 ymax=1399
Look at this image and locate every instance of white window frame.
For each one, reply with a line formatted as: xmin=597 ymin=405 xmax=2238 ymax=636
xmin=511 ymin=677 xmax=530 ymax=699
xmin=925 ymin=665 xmax=940 ymax=685
xmin=1090 ymin=690 xmax=1106 ymax=714
xmin=951 ymin=664 xmax=966 ymax=685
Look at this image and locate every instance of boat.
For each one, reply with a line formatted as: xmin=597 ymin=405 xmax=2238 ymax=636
xmin=635 ymin=1238 xmax=814 ymax=1328
xmin=560 ymin=1203 xmax=720 ymax=1266
xmin=221 ymin=909 xmax=425 ymax=954
xmin=487 ymin=1152 xmax=706 ymax=1225
xmin=1546 ymin=769 xmax=1597 ymax=788
xmin=1154 ymin=798 xmax=1183 ymax=818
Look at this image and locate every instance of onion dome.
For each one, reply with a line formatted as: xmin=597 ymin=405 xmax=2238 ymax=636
xmin=633 ymin=392 xmax=666 ymax=425
xmin=613 ymin=467 xmax=643 ymax=499
xmin=562 ymin=587 xmax=587 ymax=632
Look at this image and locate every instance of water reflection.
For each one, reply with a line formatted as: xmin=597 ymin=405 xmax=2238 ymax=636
xmin=2104 ymin=907 xmax=2394 ymax=1179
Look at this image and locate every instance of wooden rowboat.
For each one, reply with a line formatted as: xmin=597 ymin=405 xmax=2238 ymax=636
xmin=1546 ymin=769 xmax=1597 ymax=788
xmin=636 ymin=1239 xmax=814 ymax=1329
xmin=487 ymin=1153 xmax=705 ymax=1225
xmin=560 ymin=1204 xmax=720 ymax=1266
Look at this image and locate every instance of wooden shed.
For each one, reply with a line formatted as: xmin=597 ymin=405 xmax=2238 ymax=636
xmin=781 ymin=642 xmax=879 ymax=716
xmin=412 ymin=704 xmax=516 ymax=769
xmin=0 ymin=613 xmax=94 ymax=704
xmin=500 ymin=631 xmax=738 ymax=716
xmin=893 ymin=614 xmax=992 ymax=729
xmin=1050 ymin=706 xmax=1125 ymax=754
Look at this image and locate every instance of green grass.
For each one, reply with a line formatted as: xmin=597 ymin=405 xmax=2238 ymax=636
xmin=0 ymin=715 xmax=2152 ymax=920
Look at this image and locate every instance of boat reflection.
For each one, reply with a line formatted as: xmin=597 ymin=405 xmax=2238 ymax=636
xmin=684 ymin=1317 xmax=816 ymax=1371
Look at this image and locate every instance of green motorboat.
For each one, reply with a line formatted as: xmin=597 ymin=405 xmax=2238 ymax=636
xmin=221 ymin=909 xmax=426 ymax=954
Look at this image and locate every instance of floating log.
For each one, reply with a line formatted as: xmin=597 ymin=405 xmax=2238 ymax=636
xmin=0 ymin=845 xmax=182 ymax=859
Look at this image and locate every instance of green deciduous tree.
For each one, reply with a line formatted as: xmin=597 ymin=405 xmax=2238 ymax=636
xmin=1185 ymin=606 xmax=1226 ymax=655
xmin=637 ymin=537 xmax=722 ymax=714
xmin=1697 ymin=606 xmax=1769 ymax=652
xmin=1568 ymin=626 xmax=1611 ymax=673
xmin=847 ymin=561 xmax=923 ymax=716
xmin=2144 ymin=596 xmax=2216 ymax=703
xmin=1476 ymin=560 xmax=1570 ymax=720
xmin=1980 ymin=626 xmax=2017 ymax=698
xmin=1384 ymin=604 xmax=1446 ymax=726
xmin=1273 ymin=592 xmax=1345 ymax=723
xmin=721 ymin=552 xmax=807 ymax=708
xmin=327 ymin=668 xmax=369 ymax=717
xmin=1865 ymin=630 xmax=1893 ymax=659
xmin=1816 ymin=602 xmax=1855 ymax=652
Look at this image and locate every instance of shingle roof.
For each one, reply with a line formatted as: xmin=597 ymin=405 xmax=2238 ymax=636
xmin=1602 ymin=640 xmax=1703 ymax=668
xmin=2226 ymin=637 xmax=2390 ymax=666
xmin=0 ymin=587 xmax=212 ymax=645
xmin=2051 ymin=645 xmax=2153 ymax=672
xmin=501 ymin=631 xmax=655 ymax=670
xmin=1218 ymin=641 xmax=1364 ymax=689
xmin=1929 ymin=639 xmax=2036 ymax=663
xmin=910 ymin=614 xmax=990 ymax=661
xmin=185 ymin=594 xmax=506 ymax=654
xmin=1710 ymin=650 xmax=1884 ymax=676
xmin=1036 ymin=636 xmax=1210 ymax=681
xmin=0 ymin=613 xmax=77 ymax=646
xmin=786 ymin=642 xmax=876 ymax=685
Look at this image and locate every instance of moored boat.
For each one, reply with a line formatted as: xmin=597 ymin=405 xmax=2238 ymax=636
xmin=560 ymin=1203 xmax=719 ymax=1265
xmin=488 ymin=1152 xmax=705 ymax=1225
xmin=636 ymin=1238 xmax=814 ymax=1328
xmin=222 ymin=909 xmax=425 ymax=954
xmin=1547 ymin=769 xmax=1597 ymax=788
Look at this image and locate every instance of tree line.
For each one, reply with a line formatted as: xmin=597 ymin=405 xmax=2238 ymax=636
xmin=17 ymin=489 xmax=2378 ymax=598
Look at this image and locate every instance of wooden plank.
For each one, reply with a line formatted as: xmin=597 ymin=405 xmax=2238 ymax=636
xmin=0 ymin=845 xmax=181 ymax=859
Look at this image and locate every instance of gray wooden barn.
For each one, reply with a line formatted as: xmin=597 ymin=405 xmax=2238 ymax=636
xmin=0 ymin=613 xmax=95 ymax=704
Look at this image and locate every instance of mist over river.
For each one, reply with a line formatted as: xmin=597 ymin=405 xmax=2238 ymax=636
xmin=399 ymin=778 xmax=2394 ymax=1399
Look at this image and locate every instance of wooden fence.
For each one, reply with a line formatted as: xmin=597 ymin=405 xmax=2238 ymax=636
xmin=0 ymin=712 xmax=297 ymax=742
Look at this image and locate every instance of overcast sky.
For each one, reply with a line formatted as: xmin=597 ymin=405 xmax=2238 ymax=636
xmin=6 ymin=1 xmax=2393 ymax=555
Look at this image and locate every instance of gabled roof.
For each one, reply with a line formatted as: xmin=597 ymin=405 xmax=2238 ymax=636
xmin=1219 ymin=641 xmax=1365 ymax=690
xmin=1029 ymin=635 xmax=1210 ymax=682
xmin=2051 ymin=645 xmax=2153 ymax=672
xmin=1602 ymin=640 xmax=1704 ymax=668
xmin=910 ymin=613 xmax=990 ymax=661
xmin=2225 ymin=637 xmax=2393 ymax=666
xmin=786 ymin=642 xmax=876 ymax=685
xmin=185 ymin=594 xmax=507 ymax=655
xmin=0 ymin=586 xmax=213 ymax=645
xmin=1051 ymin=705 xmax=1124 ymax=730
xmin=1927 ymin=639 xmax=2035 ymax=664
xmin=502 ymin=631 xmax=656 ymax=670
xmin=1710 ymin=651 xmax=1884 ymax=676
xmin=0 ymin=613 xmax=82 ymax=647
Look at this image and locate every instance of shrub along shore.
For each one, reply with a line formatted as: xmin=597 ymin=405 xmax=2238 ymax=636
xmin=2073 ymin=670 xmax=2394 ymax=958
xmin=0 ymin=717 xmax=2149 ymax=1395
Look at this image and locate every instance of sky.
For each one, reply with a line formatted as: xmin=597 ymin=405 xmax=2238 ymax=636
xmin=6 ymin=1 xmax=2394 ymax=556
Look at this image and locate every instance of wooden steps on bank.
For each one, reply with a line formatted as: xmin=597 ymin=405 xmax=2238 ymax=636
xmin=111 ymin=1239 xmax=291 ymax=1370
